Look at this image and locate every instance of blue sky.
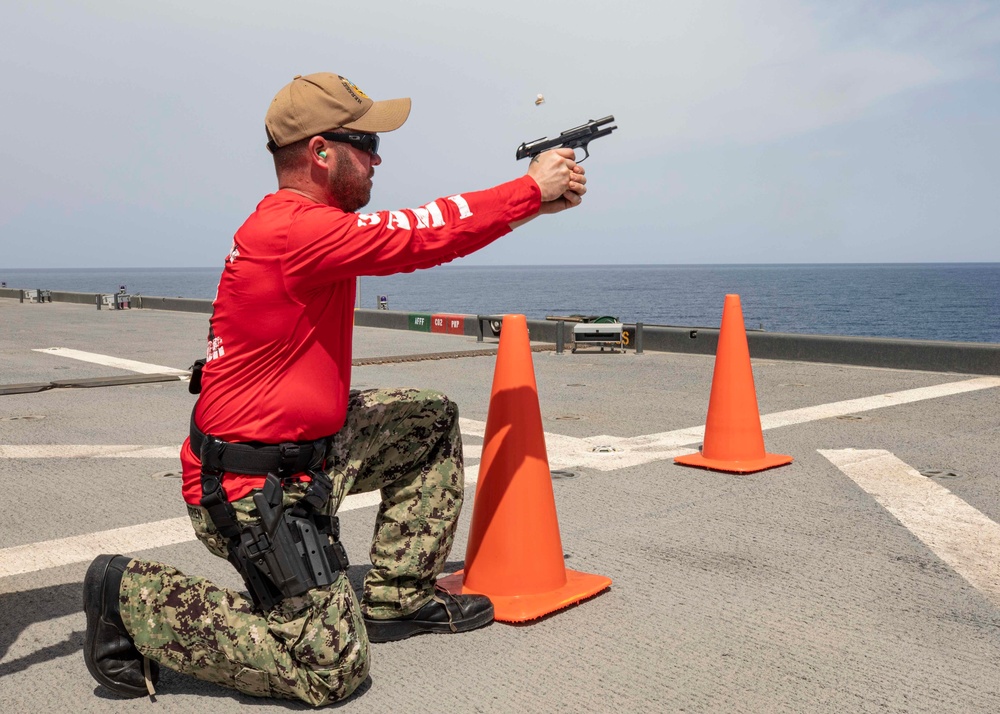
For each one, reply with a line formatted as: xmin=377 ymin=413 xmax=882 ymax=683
xmin=2 ymin=0 xmax=998 ymax=267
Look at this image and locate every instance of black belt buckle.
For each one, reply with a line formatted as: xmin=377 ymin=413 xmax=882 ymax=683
xmin=278 ymin=442 xmax=303 ymax=472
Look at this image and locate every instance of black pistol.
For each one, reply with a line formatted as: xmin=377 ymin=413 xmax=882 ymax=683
xmin=516 ymin=115 xmax=617 ymax=162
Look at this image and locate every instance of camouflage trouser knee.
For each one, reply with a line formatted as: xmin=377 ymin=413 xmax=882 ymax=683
xmin=118 ymin=387 xmax=464 ymax=704
xmin=328 ymin=387 xmax=465 ymax=618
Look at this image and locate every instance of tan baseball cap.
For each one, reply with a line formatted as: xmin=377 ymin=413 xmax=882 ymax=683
xmin=264 ymin=73 xmax=411 ymax=151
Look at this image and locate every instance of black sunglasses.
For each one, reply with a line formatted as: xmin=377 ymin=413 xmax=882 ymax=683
xmin=319 ymin=132 xmax=380 ymax=156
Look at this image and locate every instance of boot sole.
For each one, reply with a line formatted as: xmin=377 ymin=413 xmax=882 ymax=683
xmin=365 ymin=603 xmax=495 ymax=643
xmin=83 ymin=555 xmax=148 ymax=698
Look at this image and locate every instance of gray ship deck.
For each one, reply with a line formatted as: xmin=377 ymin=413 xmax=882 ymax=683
xmin=2 ymin=298 xmax=999 ymax=713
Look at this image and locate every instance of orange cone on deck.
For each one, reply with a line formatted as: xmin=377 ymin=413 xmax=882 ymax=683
xmin=437 ymin=314 xmax=611 ymax=622
xmin=674 ymin=295 xmax=793 ymax=473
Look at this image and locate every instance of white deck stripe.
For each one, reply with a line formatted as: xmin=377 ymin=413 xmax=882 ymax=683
xmin=466 ymin=377 xmax=1000 ymax=470
xmin=0 ymin=518 xmax=197 ymax=578
xmin=1 ymin=444 xmax=468 ymax=461
xmin=4 ymin=375 xmax=998 ymax=578
xmin=0 ymin=464 xmax=480 ymax=579
xmin=0 ymin=445 xmax=182 ymax=459
xmin=3 ymin=377 xmax=997 ymax=471
xmin=605 ymin=376 xmax=1000 ymax=452
xmin=761 ymin=377 xmax=1000 ymax=431
xmin=458 ymin=418 xmax=487 ymax=438
xmin=460 ymin=418 xmax=696 ymax=470
xmin=32 ymin=347 xmax=189 ymax=375
xmin=820 ymin=448 xmax=1000 ymax=607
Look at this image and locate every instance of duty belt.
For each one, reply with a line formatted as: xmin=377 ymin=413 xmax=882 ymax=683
xmin=189 ymin=411 xmax=331 ymax=476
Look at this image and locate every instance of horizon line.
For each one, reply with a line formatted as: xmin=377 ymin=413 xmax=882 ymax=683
xmin=4 ymin=261 xmax=1000 ymax=272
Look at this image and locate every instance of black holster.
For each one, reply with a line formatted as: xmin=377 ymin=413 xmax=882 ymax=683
xmin=198 ymin=434 xmax=348 ymax=611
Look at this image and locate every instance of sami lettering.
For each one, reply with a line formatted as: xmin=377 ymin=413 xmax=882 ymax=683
xmin=413 ymin=201 xmax=445 ymax=228
xmin=386 ymin=211 xmax=411 ymax=230
xmin=356 ymin=195 xmax=474 ymax=231
xmin=446 ymin=194 xmax=473 ymax=219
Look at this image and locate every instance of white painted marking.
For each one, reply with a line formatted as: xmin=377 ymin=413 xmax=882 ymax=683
xmin=458 ymin=418 xmax=486 ymax=438
xmin=4 ymin=376 xmax=998 ymax=470
xmin=820 ymin=448 xmax=1000 ymax=607
xmin=32 ymin=347 xmax=189 ymax=375
xmin=0 ymin=464 xmax=480 ymax=579
xmin=548 ymin=430 xmax=696 ymax=470
xmin=459 ymin=377 xmax=1000 ymax=471
xmin=0 ymin=518 xmax=196 ymax=578
xmin=459 ymin=418 xmax=696 ymax=470
xmin=762 ymin=377 xmax=1000 ymax=431
xmin=614 ymin=377 xmax=1000 ymax=453
xmin=0 ymin=445 xmax=181 ymax=459
xmin=4 ymin=376 xmax=998 ymax=578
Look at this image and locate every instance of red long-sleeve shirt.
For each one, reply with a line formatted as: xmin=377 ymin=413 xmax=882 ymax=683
xmin=181 ymin=176 xmax=541 ymax=504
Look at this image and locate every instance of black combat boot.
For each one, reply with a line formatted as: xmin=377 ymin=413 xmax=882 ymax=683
xmin=83 ymin=554 xmax=159 ymax=698
xmin=364 ymin=590 xmax=494 ymax=643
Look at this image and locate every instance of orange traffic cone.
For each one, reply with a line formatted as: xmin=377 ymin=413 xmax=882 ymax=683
xmin=438 ymin=314 xmax=611 ymax=622
xmin=674 ymin=295 xmax=793 ymax=473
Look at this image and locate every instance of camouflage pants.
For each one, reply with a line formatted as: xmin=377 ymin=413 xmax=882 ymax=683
xmin=118 ymin=388 xmax=465 ymax=706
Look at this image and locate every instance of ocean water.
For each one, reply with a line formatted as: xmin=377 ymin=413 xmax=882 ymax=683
xmin=2 ymin=264 xmax=998 ymax=344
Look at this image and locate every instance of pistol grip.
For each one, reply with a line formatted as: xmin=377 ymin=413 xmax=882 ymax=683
xmin=254 ymin=490 xmax=283 ymax=534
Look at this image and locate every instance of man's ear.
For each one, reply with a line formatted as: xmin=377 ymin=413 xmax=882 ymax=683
xmin=308 ymin=136 xmax=329 ymax=165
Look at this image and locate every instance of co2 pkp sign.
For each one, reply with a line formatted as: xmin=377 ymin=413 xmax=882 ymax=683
xmin=409 ymin=313 xmax=465 ymax=335
xmin=432 ymin=314 xmax=466 ymax=335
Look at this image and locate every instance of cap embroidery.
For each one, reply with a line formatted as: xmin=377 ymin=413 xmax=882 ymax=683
xmin=338 ymin=76 xmax=369 ymax=104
